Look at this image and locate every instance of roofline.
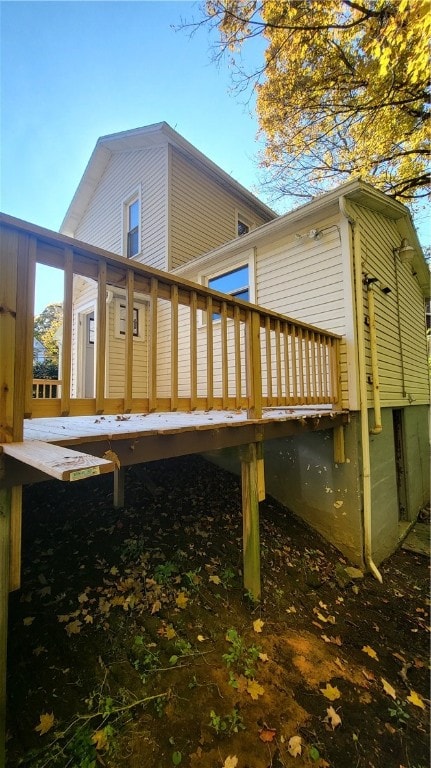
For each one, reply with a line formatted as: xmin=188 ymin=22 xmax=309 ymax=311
xmin=173 ymin=179 xmax=429 ymax=296
xmin=60 ymin=122 xmax=276 ymax=235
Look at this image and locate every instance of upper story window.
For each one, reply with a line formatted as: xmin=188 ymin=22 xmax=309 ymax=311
xmin=236 ymin=211 xmax=254 ymax=238
xmin=237 ymin=219 xmax=250 ymax=237
xmin=126 ymin=197 xmax=140 ymax=258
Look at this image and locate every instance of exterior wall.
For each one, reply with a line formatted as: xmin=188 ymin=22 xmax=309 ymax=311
xmin=105 ymin=295 xmax=148 ymax=399
xmin=352 ymin=203 xmax=429 ymax=408
xmin=403 ymin=404 xmax=430 ymax=516
xmin=73 ymin=148 xmax=168 ymax=271
xmin=205 ymin=417 xmax=365 ymax=566
xmin=169 ymin=148 xmax=271 ymax=269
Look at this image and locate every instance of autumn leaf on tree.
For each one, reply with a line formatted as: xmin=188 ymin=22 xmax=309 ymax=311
xmin=320 ymin=683 xmax=341 ymax=701
xmin=381 ymin=678 xmax=396 ymax=700
xmin=362 ymin=645 xmax=379 ymax=661
xmin=407 ymin=690 xmax=426 ymax=709
xmin=34 ymin=712 xmax=55 ymax=736
xmin=288 ymin=735 xmax=302 ymax=757
xmin=253 ymin=618 xmax=264 ymax=633
xmin=247 ymin=679 xmax=265 ymax=700
xmin=325 ymin=706 xmax=342 ymax=730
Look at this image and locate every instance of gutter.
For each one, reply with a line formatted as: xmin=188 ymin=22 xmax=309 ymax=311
xmin=339 ymin=196 xmax=383 ymax=583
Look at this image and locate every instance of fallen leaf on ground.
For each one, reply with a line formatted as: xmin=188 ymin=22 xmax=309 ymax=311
xmin=223 ymin=757 xmax=238 ymax=768
xmin=92 ymin=729 xmax=108 ymax=751
xmin=325 ymin=705 xmax=342 ymax=729
xmin=23 ymin=617 xmax=35 ymax=626
xmin=247 ymin=679 xmax=265 ymax=700
xmin=381 ymin=678 xmax=396 ymax=700
xmin=344 ymin=566 xmax=364 ymax=579
xmin=151 ymin=600 xmax=161 ymax=614
xmin=288 ymin=735 xmax=302 ymax=757
xmin=259 ymin=726 xmax=276 ymax=742
xmin=320 ymin=683 xmax=341 ymax=701
xmin=362 ymin=645 xmax=379 ymax=661
xmin=209 ymin=574 xmax=221 ymax=585
xmin=175 ymin=592 xmax=189 ymax=609
xmin=35 ymin=712 xmax=54 ymax=736
xmin=258 ymin=652 xmax=269 ymax=662
xmin=253 ymin=618 xmax=264 ymax=633
xmin=65 ymin=619 xmax=82 ymax=636
xmin=407 ymin=690 xmax=426 ymax=709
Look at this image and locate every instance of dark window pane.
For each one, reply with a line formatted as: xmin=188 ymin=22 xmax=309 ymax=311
xmin=127 ymin=227 xmax=139 ymax=258
xmin=237 ymin=219 xmax=249 ymax=236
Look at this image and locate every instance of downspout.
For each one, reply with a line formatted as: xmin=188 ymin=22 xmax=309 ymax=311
xmin=366 ymin=283 xmax=383 ymax=434
xmin=339 ymin=197 xmax=383 ymax=583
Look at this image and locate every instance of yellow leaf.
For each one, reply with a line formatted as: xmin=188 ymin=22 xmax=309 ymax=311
xmin=65 ymin=619 xmax=82 ymax=636
xmin=381 ymin=678 xmax=396 ymax=700
xmin=209 ymin=574 xmax=221 ymax=585
xmin=84 ymin=614 xmax=94 ymax=624
xmin=78 ymin=592 xmax=89 ymax=603
xmin=175 ymin=592 xmax=189 ymax=609
xmin=151 ymin=600 xmax=161 ymax=614
xmin=197 ymin=634 xmax=206 ymax=642
xmin=247 ymin=679 xmax=265 ymax=700
xmin=92 ymin=729 xmax=108 ymax=751
xmin=23 ymin=617 xmax=35 ymax=626
xmin=103 ymin=449 xmax=120 ymax=469
xmin=407 ymin=690 xmax=426 ymax=709
xmin=166 ymin=625 xmax=176 ymax=640
xmin=258 ymin=652 xmax=269 ymax=662
xmin=35 ymin=712 xmax=55 ymax=736
xmin=253 ymin=618 xmax=264 ymax=633
xmin=223 ymin=757 xmax=238 ymax=768
xmin=325 ymin=705 xmax=342 ymax=729
xmin=320 ymin=683 xmax=341 ymax=701
xmin=288 ymin=734 xmax=302 ymax=757
xmin=362 ymin=645 xmax=379 ymax=661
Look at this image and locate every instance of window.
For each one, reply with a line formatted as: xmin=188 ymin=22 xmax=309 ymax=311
xmin=126 ymin=198 xmax=139 ymax=258
xmin=208 ymin=265 xmax=250 ymax=302
xmin=114 ymin=298 xmax=146 ymax=340
xmin=237 ymin=219 xmax=250 ymax=237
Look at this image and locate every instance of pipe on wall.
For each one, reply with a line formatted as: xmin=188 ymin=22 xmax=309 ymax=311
xmin=339 ymin=197 xmax=383 ymax=583
xmin=367 ymin=286 xmax=383 ymax=435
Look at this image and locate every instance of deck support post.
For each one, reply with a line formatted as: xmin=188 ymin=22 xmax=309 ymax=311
xmin=0 ymin=483 xmax=11 ymax=765
xmin=240 ymin=443 xmax=261 ymax=602
xmin=113 ymin=467 xmax=125 ymax=509
xmin=256 ymin=440 xmax=265 ymax=502
xmin=333 ymin=424 xmax=345 ymax=464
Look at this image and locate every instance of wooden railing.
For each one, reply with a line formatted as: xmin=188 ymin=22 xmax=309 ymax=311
xmin=0 ymin=213 xmax=341 ymax=437
xmin=32 ymin=379 xmax=61 ymax=399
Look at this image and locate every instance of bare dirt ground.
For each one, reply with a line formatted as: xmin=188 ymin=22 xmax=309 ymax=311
xmin=6 ymin=455 xmax=430 ymax=768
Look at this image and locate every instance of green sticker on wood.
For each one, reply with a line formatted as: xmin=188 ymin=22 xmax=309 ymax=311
xmin=69 ymin=466 xmax=101 ymax=482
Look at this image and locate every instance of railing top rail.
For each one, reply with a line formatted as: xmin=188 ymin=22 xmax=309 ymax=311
xmin=0 ymin=212 xmax=341 ymax=340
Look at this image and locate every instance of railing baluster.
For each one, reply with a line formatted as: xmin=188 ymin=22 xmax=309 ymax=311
xmin=234 ymin=305 xmax=241 ymax=408
xmin=148 ymin=277 xmax=158 ymax=412
xmin=95 ymin=259 xmax=107 ymax=414
xmin=190 ymin=290 xmax=198 ymax=410
xmin=316 ymin=333 xmax=323 ymax=402
xmin=297 ymin=327 xmax=304 ymax=403
xmin=171 ymin=284 xmax=179 ymax=411
xmin=23 ymin=237 xmax=37 ymax=419
xmin=291 ymin=324 xmax=298 ymax=403
xmin=322 ymin=336 xmax=329 ymax=401
xmin=283 ymin=322 xmax=290 ymax=403
xmin=206 ymin=297 xmax=214 ymax=410
xmin=265 ymin=316 xmax=272 ymax=403
xmin=124 ymin=269 xmax=134 ymax=412
xmin=275 ymin=319 xmax=282 ymax=406
xmin=221 ymin=301 xmax=228 ymax=408
xmin=60 ymin=247 xmax=73 ymax=416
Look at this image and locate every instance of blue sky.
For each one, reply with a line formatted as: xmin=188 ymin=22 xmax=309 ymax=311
xmin=1 ymin=1 xmax=429 ymax=314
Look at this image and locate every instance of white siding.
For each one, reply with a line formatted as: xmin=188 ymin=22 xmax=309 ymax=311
xmin=73 ymin=148 xmax=168 ymax=271
xmin=169 ymin=148 xmax=270 ymax=269
xmin=352 ymin=203 xmax=429 ymax=407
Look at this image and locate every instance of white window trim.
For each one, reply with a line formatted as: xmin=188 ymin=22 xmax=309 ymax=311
xmin=122 ymin=186 xmax=142 ymax=259
xmin=114 ymin=295 xmax=148 ymax=341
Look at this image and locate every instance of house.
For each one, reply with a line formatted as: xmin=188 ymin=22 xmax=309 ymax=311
xmin=33 ymin=338 xmax=46 ymax=363
xmin=56 ymin=122 xmax=429 ymax=571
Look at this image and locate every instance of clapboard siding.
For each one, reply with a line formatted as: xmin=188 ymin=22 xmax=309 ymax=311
xmin=73 ymin=148 xmax=167 ymax=271
xmin=169 ymin=149 xmax=270 ymax=269
xmin=352 ymin=203 xmax=429 ymax=406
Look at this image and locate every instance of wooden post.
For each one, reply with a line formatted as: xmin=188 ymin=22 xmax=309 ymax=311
xmin=256 ymin=440 xmax=265 ymax=502
xmin=113 ymin=467 xmax=125 ymax=508
xmin=124 ymin=269 xmax=134 ymax=413
xmin=333 ymin=424 xmax=345 ymax=464
xmin=0 ymin=484 xmax=11 ymax=766
xmin=95 ymin=259 xmax=107 ymax=414
xmin=246 ymin=311 xmax=262 ymax=419
xmin=240 ymin=443 xmax=261 ymax=601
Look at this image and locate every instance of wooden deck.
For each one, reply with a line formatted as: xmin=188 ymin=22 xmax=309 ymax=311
xmin=1 ymin=407 xmax=347 ymax=488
